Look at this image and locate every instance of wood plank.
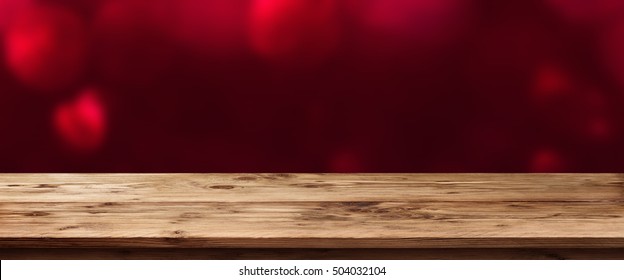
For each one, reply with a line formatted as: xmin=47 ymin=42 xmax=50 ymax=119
xmin=1 ymin=173 xmax=622 ymax=203
xmin=2 ymin=248 xmax=623 ymax=260
xmin=0 ymin=174 xmax=623 ymax=255
xmin=0 ymin=202 xmax=622 ymax=247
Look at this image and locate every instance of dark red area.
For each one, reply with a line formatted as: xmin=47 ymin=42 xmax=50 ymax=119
xmin=1 ymin=0 xmax=624 ymax=172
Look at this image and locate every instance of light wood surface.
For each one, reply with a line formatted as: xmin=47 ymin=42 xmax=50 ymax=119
xmin=1 ymin=174 xmax=623 ymax=258
xmin=2 ymin=248 xmax=623 ymax=260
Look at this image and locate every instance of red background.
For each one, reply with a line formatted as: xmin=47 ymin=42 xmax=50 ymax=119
xmin=1 ymin=0 xmax=624 ymax=172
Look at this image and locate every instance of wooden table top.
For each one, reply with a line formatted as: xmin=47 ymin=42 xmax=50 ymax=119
xmin=1 ymin=173 xmax=623 ymax=251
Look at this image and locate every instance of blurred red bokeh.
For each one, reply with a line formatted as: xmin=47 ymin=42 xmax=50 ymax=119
xmin=530 ymin=148 xmax=566 ymax=173
xmin=350 ymin=0 xmax=467 ymax=43
xmin=249 ymin=0 xmax=341 ymax=68
xmin=547 ymin=0 xmax=624 ymax=25
xmin=53 ymin=88 xmax=107 ymax=153
xmin=4 ymin=3 xmax=87 ymax=91
xmin=1 ymin=0 xmax=624 ymax=172
xmin=170 ymin=0 xmax=248 ymax=57
xmin=602 ymin=20 xmax=624 ymax=89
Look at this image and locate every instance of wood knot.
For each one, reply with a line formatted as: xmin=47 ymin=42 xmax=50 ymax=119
xmin=100 ymin=202 xmax=120 ymax=207
xmin=34 ymin=184 xmax=58 ymax=189
xmin=236 ymin=176 xmax=257 ymax=181
xmin=25 ymin=211 xmax=50 ymax=217
xmin=341 ymin=202 xmax=379 ymax=208
xmin=292 ymin=183 xmax=333 ymax=188
xmin=209 ymin=185 xmax=236 ymax=190
xmin=179 ymin=212 xmax=203 ymax=219
xmin=58 ymin=225 xmax=80 ymax=231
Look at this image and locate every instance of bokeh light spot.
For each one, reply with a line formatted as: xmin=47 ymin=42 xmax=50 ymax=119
xmin=4 ymin=3 xmax=87 ymax=91
xmin=53 ymin=89 xmax=107 ymax=153
xmin=249 ymin=0 xmax=341 ymax=68
xmin=532 ymin=63 xmax=572 ymax=103
xmin=530 ymin=148 xmax=566 ymax=172
xmin=329 ymin=149 xmax=363 ymax=172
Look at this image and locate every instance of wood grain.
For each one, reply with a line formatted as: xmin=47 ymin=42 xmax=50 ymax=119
xmin=1 ymin=174 xmax=623 ymax=258
xmin=2 ymin=248 xmax=623 ymax=260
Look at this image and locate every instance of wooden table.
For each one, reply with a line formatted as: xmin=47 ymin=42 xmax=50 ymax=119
xmin=1 ymin=174 xmax=623 ymax=259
